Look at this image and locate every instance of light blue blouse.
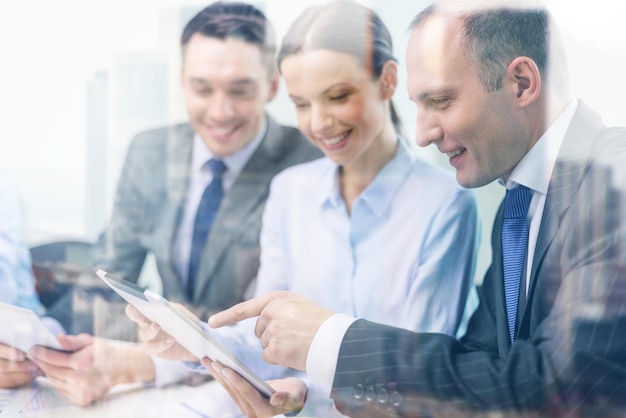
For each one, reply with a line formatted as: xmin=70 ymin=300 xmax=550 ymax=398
xmin=255 ymin=138 xmax=479 ymax=334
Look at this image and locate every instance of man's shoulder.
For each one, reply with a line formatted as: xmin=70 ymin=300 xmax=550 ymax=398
xmin=594 ymin=125 xmax=626 ymax=153
xmin=587 ymin=126 xmax=626 ymax=195
xmin=583 ymin=125 xmax=626 ymax=175
xmin=262 ymin=119 xmax=322 ymax=163
xmin=129 ymin=123 xmax=192 ymax=148
xmin=123 ymin=123 xmax=192 ymax=165
xmin=268 ymin=120 xmax=302 ymax=140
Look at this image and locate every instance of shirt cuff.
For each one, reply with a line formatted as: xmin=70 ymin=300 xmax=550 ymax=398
xmin=306 ymin=313 xmax=357 ymax=388
xmin=182 ymin=360 xmax=209 ymax=375
xmin=151 ymin=356 xmax=193 ymax=388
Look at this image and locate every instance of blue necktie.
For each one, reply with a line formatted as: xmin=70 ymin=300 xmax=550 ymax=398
xmin=502 ymin=185 xmax=531 ymax=342
xmin=188 ymin=159 xmax=227 ymax=298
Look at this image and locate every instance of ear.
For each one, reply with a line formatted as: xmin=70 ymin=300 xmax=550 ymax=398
xmin=504 ymin=56 xmax=541 ymax=108
xmin=266 ymin=70 xmax=280 ymax=103
xmin=380 ymin=61 xmax=398 ymax=100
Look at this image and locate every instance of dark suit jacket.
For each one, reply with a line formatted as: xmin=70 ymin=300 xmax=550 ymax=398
xmin=91 ymin=115 xmax=321 ymax=321
xmin=330 ymin=102 xmax=626 ymax=417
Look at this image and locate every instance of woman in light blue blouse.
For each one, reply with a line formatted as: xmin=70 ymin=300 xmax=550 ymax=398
xmin=256 ymin=0 xmax=479 ymax=341
xmin=212 ymin=1 xmax=479 ymax=416
xmin=130 ymin=1 xmax=480 ymax=416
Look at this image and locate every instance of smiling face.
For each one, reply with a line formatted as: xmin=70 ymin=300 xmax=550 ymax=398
xmin=407 ymin=14 xmax=534 ymax=188
xmin=280 ymin=49 xmax=396 ymax=169
xmin=181 ymin=34 xmax=278 ymax=157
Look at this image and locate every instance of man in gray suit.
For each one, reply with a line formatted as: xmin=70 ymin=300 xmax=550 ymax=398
xmin=29 ymin=2 xmax=320 ymax=406
xmin=205 ymin=2 xmax=626 ymax=417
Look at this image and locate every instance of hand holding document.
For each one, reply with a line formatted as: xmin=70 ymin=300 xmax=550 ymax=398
xmin=0 ymin=302 xmax=63 ymax=389
xmin=0 ymin=302 xmax=62 ymax=353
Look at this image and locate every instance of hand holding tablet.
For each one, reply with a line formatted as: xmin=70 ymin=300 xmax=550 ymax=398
xmin=0 ymin=303 xmax=63 ymax=353
xmin=95 ymin=269 xmax=275 ymax=398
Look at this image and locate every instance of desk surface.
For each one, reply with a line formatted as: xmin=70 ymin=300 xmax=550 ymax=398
xmin=6 ymin=379 xmax=265 ymax=418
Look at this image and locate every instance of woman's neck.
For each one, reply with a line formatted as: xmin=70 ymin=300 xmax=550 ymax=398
xmin=340 ymin=128 xmax=398 ymax=213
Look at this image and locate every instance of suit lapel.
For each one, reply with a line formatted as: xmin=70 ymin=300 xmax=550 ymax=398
xmin=519 ymin=102 xmax=604 ymax=331
xmin=153 ymin=124 xmax=193 ymax=300
xmin=192 ymin=117 xmax=284 ymax=302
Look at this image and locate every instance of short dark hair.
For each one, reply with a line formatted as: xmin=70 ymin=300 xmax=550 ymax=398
xmin=410 ymin=4 xmax=564 ymax=92
xmin=181 ymin=1 xmax=276 ymax=73
xmin=278 ymin=0 xmax=402 ymax=134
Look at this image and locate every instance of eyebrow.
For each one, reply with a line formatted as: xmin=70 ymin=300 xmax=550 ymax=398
xmin=189 ymin=77 xmax=258 ymax=87
xmin=321 ymin=83 xmax=348 ymax=96
xmin=230 ymin=78 xmax=258 ymax=86
xmin=289 ymin=83 xmax=351 ymax=101
xmin=415 ymin=88 xmax=456 ymax=102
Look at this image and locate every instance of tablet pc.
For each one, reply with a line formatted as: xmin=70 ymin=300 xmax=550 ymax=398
xmin=0 ymin=303 xmax=63 ymax=353
xmin=95 ymin=269 xmax=275 ymax=398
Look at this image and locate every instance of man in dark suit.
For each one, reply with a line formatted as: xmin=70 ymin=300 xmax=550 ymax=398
xmin=206 ymin=2 xmax=626 ymax=417
xmin=28 ymin=2 xmax=320 ymax=406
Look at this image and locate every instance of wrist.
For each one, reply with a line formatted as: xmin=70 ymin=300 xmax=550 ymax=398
xmin=109 ymin=343 xmax=155 ymax=385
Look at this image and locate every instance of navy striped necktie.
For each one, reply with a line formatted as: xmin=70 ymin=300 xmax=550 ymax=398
xmin=502 ymin=185 xmax=532 ymax=343
xmin=188 ymin=158 xmax=227 ymax=299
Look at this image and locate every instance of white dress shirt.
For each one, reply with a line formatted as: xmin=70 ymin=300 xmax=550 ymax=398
xmin=306 ymin=100 xmax=579 ymax=389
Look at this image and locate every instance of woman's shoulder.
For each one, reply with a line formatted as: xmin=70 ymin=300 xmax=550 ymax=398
xmin=407 ymin=153 xmax=457 ymax=184
xmin=272 ymin=156 xmax=334 ymax=185
xmin=266 ymin=157 xmax=334 ymax=209
xmin=403 ymin=153 xmax=475 ymax=202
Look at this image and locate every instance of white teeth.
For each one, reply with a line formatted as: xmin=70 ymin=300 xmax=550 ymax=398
xmin=447 ymin=148 xmax=465 ymax=158
xmin=321 ymin=131 xmax=349 ymax=146
xmin=212 ymin=127 xmax=236 ymax=136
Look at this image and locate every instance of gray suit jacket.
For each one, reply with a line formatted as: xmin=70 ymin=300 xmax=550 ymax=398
xmin=330 ymin=102 xmax=626 ymax=417
xmin=92 ymin=115 xmax=321 ymax=320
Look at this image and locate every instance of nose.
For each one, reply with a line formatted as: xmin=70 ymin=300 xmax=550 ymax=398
xmin=309 ymin=104 xmax=332 ymax=135
xmin=206 ymin=91 xmax=235 ymax=122
xmin=414 ymin=108 xmax=443 ymax=148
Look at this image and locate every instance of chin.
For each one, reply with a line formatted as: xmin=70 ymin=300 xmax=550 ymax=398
xmin=456 ymin=173 xmax=485 ymax=189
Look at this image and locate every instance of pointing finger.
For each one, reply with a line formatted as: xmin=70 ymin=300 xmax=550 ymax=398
xmin=208 ymin=291 xmax=284 ymax=328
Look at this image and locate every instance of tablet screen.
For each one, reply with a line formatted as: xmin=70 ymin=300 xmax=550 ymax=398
xmin=96 ymin=269 xmax=275 ymax=398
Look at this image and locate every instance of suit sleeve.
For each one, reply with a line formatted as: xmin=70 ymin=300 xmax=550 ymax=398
xmin=330 ymin=141 xmax=626 ymax=417
xmin=90 ymin=135 xmax=155 ymax=282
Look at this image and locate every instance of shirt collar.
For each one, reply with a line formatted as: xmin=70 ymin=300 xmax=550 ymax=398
xmin=320 ymin=137 xmax=415 ymax=218
xmin=191 ymin=117 xmax=267 ymax=176
xmin=503 ymin=99 xmax=578 ymax=193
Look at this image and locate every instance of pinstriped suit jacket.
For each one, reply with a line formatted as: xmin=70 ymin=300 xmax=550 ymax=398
xmin=91 ymin=115 xmax=321 ymax=321
xmin=330 ymin=102 xmax=626 ymax=417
